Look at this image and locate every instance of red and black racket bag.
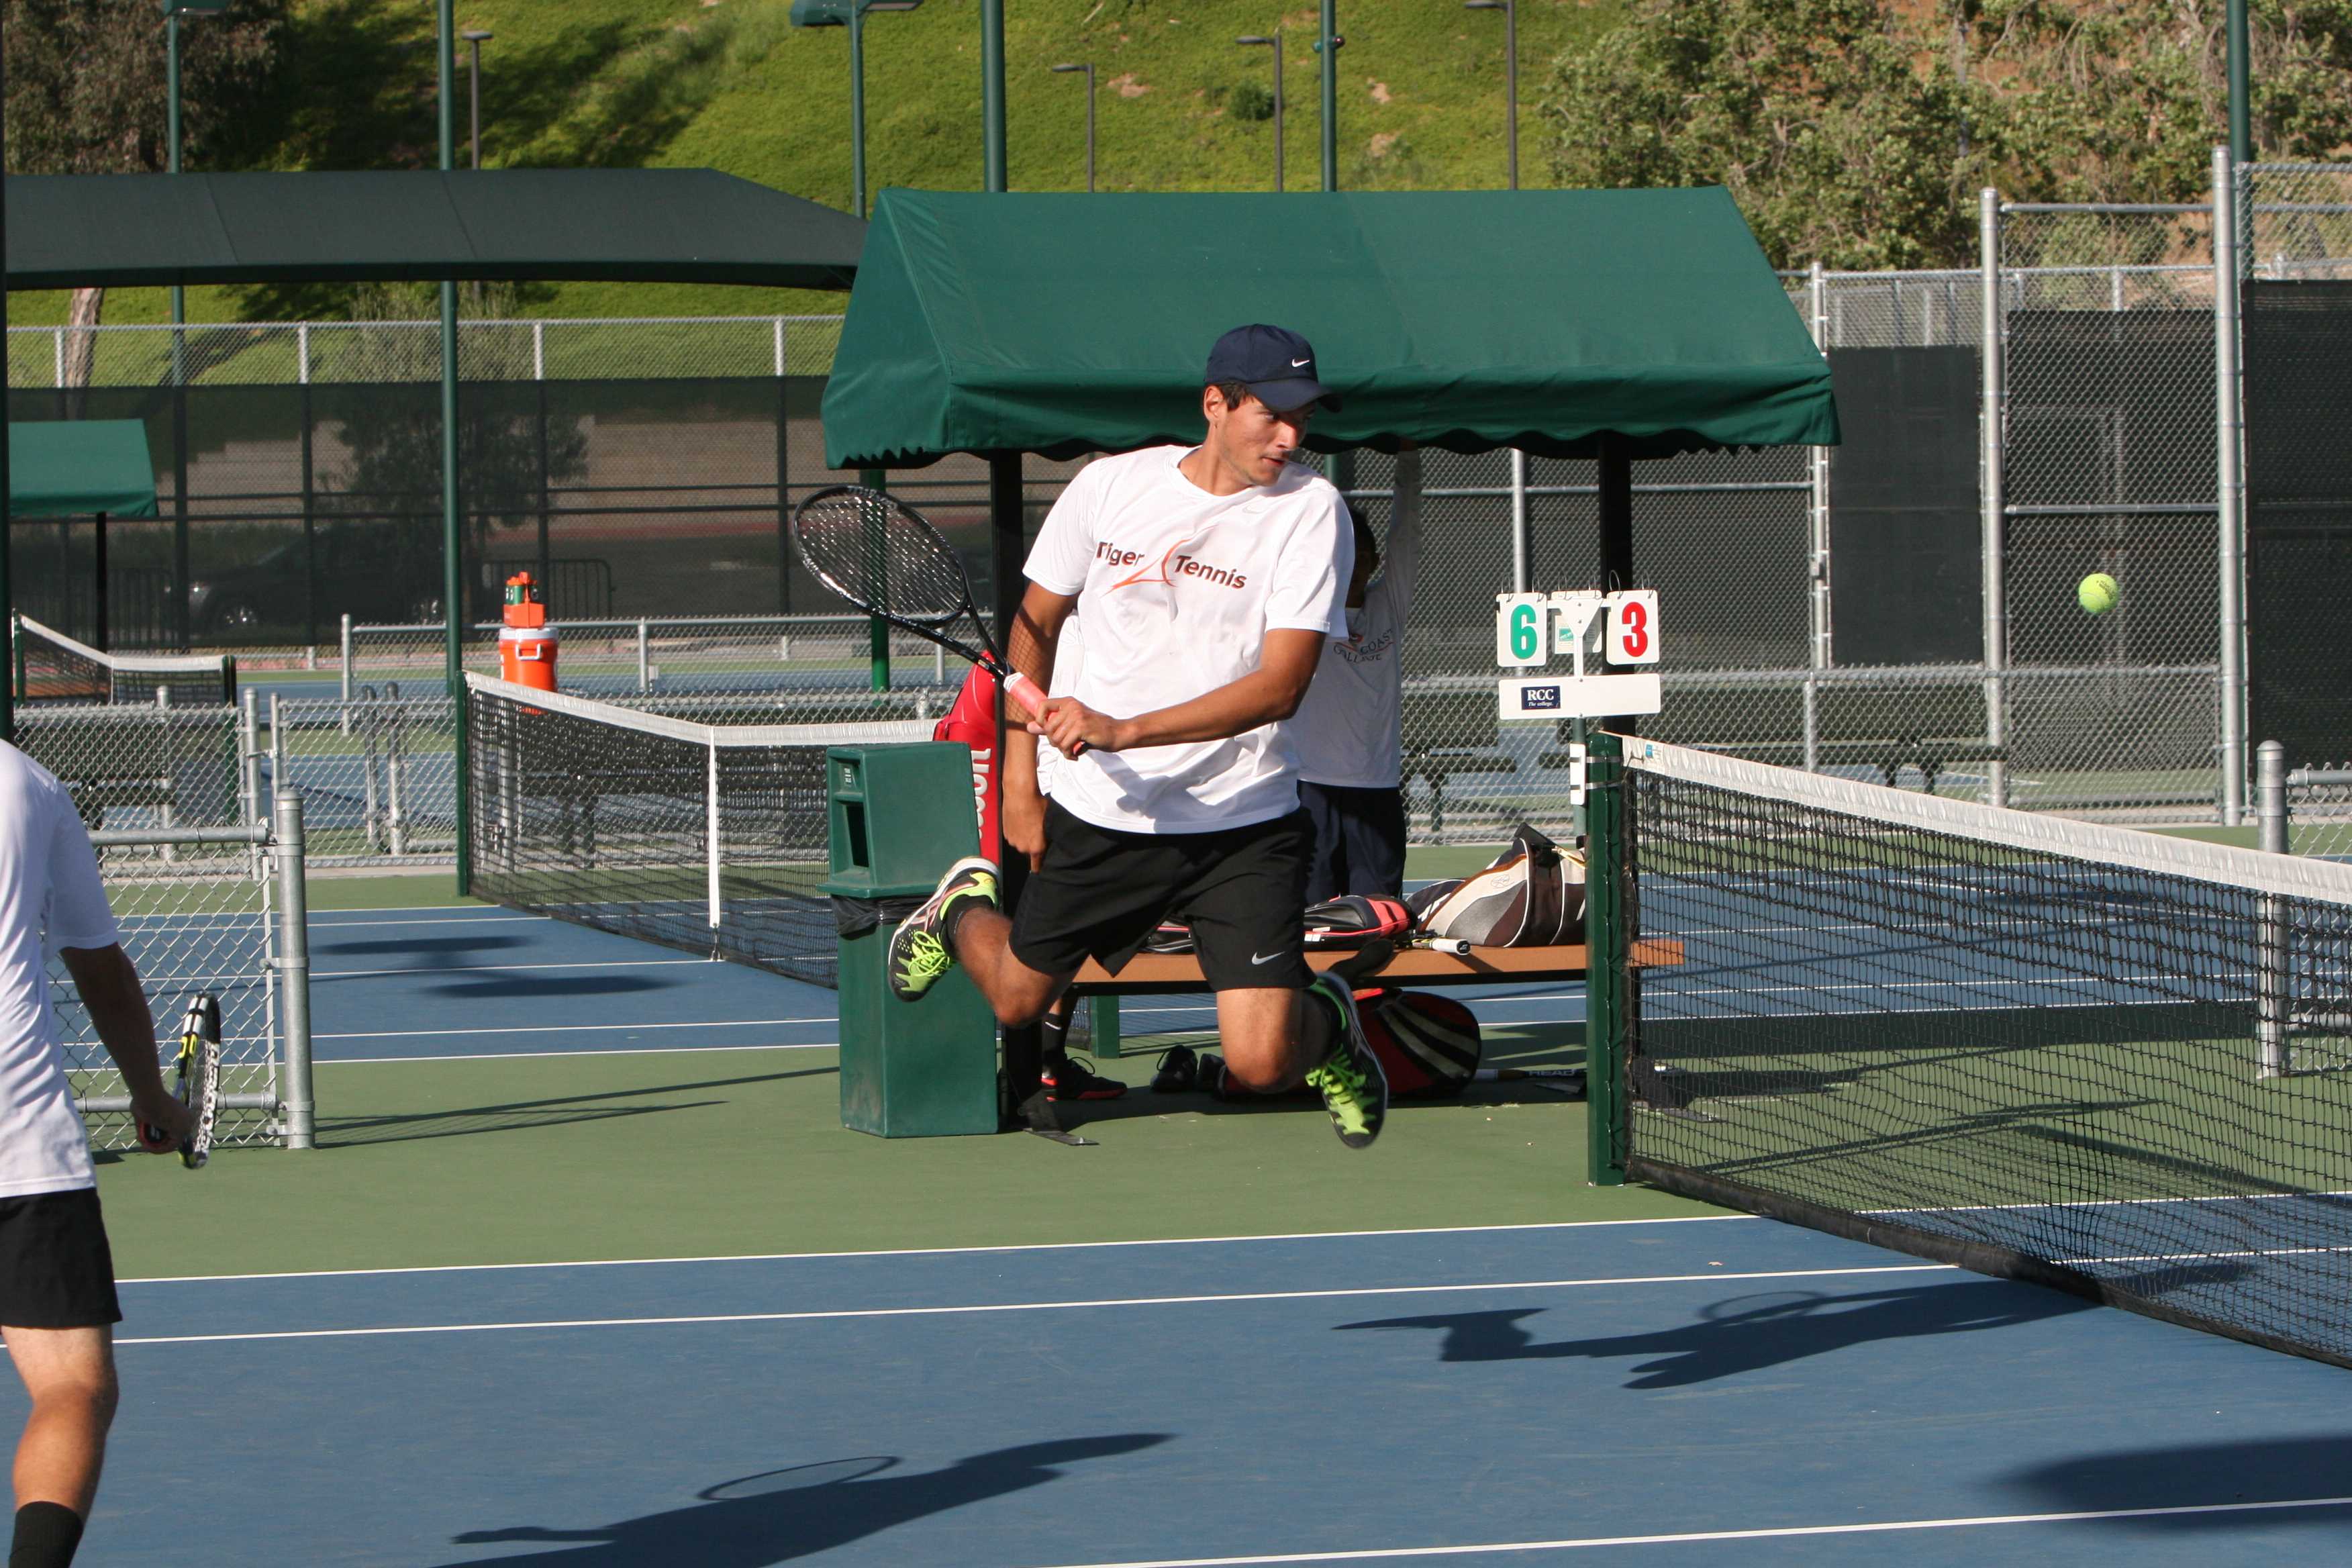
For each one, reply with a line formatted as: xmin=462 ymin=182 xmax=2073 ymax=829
xmin=1355 ymin=987 xmax=1483 ymax=1099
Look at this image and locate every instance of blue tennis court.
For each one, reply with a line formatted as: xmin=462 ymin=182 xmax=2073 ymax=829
xmin=17 ymin=1220 xmax=2351 ymax=1565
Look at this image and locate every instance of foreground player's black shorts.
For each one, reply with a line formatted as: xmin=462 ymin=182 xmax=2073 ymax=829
xmin=0 ymin=1187 xmax=122 ymax=1328
xmin=1011 ymin=801 xmax=1314 ymax=991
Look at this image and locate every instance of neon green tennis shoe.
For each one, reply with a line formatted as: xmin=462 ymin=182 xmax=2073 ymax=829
xmin=888 ymin=856 xmax=999 ymax=1001
xmin=1303 ymin=973 xmax=1389 ymax=1150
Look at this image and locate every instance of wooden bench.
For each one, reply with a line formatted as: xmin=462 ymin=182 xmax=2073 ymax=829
xmin=1067 ymin=939 xmax=1685 ymax=1057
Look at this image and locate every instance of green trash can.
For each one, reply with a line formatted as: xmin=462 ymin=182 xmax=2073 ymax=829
xmin=819 ymin=741 xmax=999 ymax=1137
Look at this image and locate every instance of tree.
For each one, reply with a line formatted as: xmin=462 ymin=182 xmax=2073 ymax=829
xmin=3 ymin=0 xmax=286 ymax=379
xmin=319 ymin=283 xmax=590 ymax=622
xmin=1543 ymin=0 xmax=2352 ymax=271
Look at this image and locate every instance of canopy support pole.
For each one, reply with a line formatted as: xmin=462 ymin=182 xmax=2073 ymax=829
xmin=1598 ymin=434 xmax=1636 ymax=736
xmin=987 ymin=452 xmax=1054 ymax=1134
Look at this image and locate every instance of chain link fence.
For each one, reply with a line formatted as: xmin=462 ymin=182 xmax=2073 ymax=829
xmin=55 ymin=815 xmax=311 ymax=1153
xmin=16 ymin=189 xmax=2337 ymax=855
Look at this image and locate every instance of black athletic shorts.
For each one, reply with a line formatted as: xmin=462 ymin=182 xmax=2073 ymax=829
xmin=0 ymin=1188 xmax=122 ymax=1328
xmin=1011 ymin=801 xmax=1314 ymax=991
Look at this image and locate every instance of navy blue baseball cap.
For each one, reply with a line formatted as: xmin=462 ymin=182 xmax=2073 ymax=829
xmin=1204 ymin=324 xmax=1341 ymax=413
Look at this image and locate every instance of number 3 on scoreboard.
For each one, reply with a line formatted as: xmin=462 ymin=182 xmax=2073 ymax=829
xmin=1606 ymin=590 xmax=1660 ymax=666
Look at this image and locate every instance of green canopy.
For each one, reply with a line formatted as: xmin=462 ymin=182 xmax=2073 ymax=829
xmin=824 ymin=188 xmax=1838 ymax=468
xmin=5 ymin=170 xmax=864 ymax=291
xmin=7 ymin=422 xmax=158 ymax=518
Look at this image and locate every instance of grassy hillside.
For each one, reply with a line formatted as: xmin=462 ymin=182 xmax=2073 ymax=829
xmin=12 ymin=0 xmax=1624 ymax=328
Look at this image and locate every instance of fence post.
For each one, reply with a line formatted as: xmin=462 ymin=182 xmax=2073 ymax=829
xmin=339 ymin=614 xmax=354 ymax=735
xmin=2214 ymin=144 xmax=2249 ymax=827
xmin=1808 ymin=260 xmax=1833 ymax=736
xmin=271 ymin=789 xmax=315 ymax=1149
xmin=1979 ymin=189 xmax=2010 ymax=810
xmin=637 ymin=620 xmax=651 ymax=693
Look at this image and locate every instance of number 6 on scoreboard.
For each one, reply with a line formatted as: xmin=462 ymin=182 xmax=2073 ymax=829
xmin=1606 ymin=590 xmax=1660 ymax=666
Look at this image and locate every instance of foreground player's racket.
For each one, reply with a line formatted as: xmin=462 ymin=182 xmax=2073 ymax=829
xmin=792 ymin=486 xmax=1047 ymax=722
xmin=140 ymin=995 xmax=221 ymax=1169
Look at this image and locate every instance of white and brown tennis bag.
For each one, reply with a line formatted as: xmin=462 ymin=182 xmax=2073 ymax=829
xmin=1407 ymin=824 xmax=1585 ymax=946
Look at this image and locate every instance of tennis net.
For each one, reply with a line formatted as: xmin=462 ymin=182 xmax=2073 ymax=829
xmin=1594 ymin=734 xmax=2352 ymax=1368
xmin=466 ymin=674 xmax=934 ymax=986
xmin=12 ymin=614 xmax=236 ymax=707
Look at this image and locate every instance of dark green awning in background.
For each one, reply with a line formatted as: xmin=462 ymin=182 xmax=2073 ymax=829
xmin=7 ymin=422 xmax=158 ymax=518
xmin=4 ymin=170 xmax=865 ymax=292
xmin=824 ymin=188 xmax=1838 ymax=467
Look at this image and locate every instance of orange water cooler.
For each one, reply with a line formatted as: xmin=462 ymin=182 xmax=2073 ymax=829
xmin=498 ymin=573 xmax=558 ymax=691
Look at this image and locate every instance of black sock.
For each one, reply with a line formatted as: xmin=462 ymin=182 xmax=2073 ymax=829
xmin=1039 ymin=1009 xmax=1071 ymax=1066
xmin=1300 ymin=987 xmax=1341 ymax=1065
xmin=11 ymin=1502 xmax=85 ymax=1568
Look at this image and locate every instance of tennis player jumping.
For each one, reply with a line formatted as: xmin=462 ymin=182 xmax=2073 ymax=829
xmin=886 ymin=324 xmax=1391 ymax=1148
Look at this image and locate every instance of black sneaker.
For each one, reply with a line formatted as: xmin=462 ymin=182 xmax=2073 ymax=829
xmin=1302 ymin=977 xmax=1388 ymax=1149
xmin=886 ymin=856 xmax=998 ymax=1002
xmin=1150 ymin=1044 xmax=1199 ymax=1094
xmin=1042 ymin=1054 xmax=1127 ymax=1101
xmin=1198 ymin=1052 xmax=1230 ymax=1099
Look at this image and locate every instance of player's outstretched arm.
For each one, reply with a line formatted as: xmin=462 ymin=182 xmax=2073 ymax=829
xmin=1033 ymin=628 xmax=1325 ymax=754
xmin=58 ymin=944 xmax=189 ymax=1147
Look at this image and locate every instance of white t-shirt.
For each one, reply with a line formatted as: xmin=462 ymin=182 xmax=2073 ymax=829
xmin=1293 ymin=450 xmax=1424 ymax=790
xmin=1024 ymin=445 xmax=1351 ymax=834
xmin=1 ymin=742 xmax=120 ymax=1197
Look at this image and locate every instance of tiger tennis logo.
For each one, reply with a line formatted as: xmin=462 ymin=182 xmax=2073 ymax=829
xmin=1097 ymin=538 xmax=1248 ymax=592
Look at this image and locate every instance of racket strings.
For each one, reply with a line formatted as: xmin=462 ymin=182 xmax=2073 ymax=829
xmin=793 ymin=492 xmax=974 ymax=626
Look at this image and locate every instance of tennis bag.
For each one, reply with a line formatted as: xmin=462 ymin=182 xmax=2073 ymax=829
xmin=1408 ymin=824 xmax=1585 ymax=946
xmin=1303 ymin=894 xmax=1414 ymax=949
xmin=1355 ymin=987 xmax=1483 ymax=1099
xmin=933 ymin=664 xmax=1000 ymax=852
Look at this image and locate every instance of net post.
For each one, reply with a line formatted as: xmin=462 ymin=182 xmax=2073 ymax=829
xmin=1584 ymin=729 xmax=1630 ymax=1186
xmin=271 ymin=789 xmax=315 ymax=1150
xmin=707 ymin=741 xmax=724 ymax=942
xmin=2256 ymin=738 xmax=2289 ymax=1075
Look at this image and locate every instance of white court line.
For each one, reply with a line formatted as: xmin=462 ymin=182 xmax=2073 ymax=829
xmin=326 ymin=1041 xmax=840 ymax=1065
xmin=316 ymin=1017 xmax=834 ymax=1040
xmin=113 ymin=1263 xmax=1946 ymax=1344
xmin=1023 ymin=1496 xmax=2352 ymax=1566
xmin=118 ymin=1215 xmax=1757 ymax=1285
xmin=315 ymin=957 xmax=716 ymax=979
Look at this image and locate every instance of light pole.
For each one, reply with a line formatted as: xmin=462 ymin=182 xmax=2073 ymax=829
xmin=1467 ymin=1 xmax=1526 ymax=588
xmin=164 ymin=1 xmax=228 ymax=650
xmin=1463 ymin=0 xmax=1516 ymax=191
xmin=1316 ymin=1 xmax=1338 ymax=190
xmin=462 ymin=30 xmax=493 ymax=168
xmin=790 ymin=0 xmax=924 ymax=219
xmin=1235 ymin=36 xmax=1283 ymax=192
xmin=1051 ymin=63 xmax=1095 ymax=192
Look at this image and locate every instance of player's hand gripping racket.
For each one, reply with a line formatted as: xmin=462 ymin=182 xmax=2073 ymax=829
xmin=139 ymin=995 xmax=221 ymax=1169
xmin=791 ymin=485 xmax=1050 ymax=726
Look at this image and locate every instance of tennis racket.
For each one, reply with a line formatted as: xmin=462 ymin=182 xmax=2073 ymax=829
xmin=791 ymin=486 xmax=1047 ymax=723
xmin=140 ymin=995 xmax=220 ymax=1169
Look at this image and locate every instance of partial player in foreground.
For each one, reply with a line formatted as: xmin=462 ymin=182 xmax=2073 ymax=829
xmin=887 ymin=324 xmax=1395 ymax=1148
xmin=1 ymin=741 xmax=192 ymax=1568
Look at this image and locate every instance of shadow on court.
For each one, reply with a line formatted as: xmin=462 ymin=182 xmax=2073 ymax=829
xmin=1338 ymin=1279 xmax=2096 ymax=1388
xmin=2006 ymin=1434 xmax=2352 ymax=1522
xmin=318 ymin=1067 xmax=838 ymax=1146
xmin=418 ymin=974 xmax=679 ymax=1000
xmin=430 ymin=1435 xmax=1170 ymax=1566
xmin=316 ymin=936 xmax=531 ymax=959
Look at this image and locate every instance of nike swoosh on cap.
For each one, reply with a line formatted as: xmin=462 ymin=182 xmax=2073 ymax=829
xmin=1291 ymin=358 xmax=1311 ymax=367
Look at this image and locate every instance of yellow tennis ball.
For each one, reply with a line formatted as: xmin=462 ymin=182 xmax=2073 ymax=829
xmin=2078 ymin=572 xmax=2119 ymax=616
